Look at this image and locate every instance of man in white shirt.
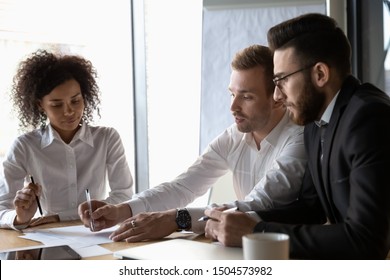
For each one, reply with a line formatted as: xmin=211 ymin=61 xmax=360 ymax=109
xmin=203 ymin=13 xmax=390 ymax=259
xmin=79 ymin=44 xmax=307 ymax=241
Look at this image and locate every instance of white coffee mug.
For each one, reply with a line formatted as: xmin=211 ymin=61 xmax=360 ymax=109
xmin=242 ymin=232 xmax=289 ymax=260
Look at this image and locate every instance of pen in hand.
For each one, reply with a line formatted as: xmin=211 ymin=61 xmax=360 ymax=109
xmin=29 ymin=175 xmax=43 ymax=216
xmin=198 ymin=207 xmax=238 ymax=222
xmin=85 ymin=188 xmax=95 ymax=231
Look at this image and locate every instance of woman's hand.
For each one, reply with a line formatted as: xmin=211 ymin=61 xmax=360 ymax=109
xmin=13 ymin=182 xmax=42 ymax=226
xmin=29 ymin=214 xmax=60 ymax=227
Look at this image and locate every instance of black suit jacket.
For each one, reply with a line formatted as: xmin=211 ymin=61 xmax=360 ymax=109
xmin=255 ymin=76 xmax=390 ymax=259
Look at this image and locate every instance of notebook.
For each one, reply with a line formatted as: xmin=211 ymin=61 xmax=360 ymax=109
xmin=113 ymin=239 xmax=243 ymax=260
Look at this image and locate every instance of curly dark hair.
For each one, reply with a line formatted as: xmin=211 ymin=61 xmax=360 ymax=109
xmin=11 ymin=49 xmax=101 ymax=131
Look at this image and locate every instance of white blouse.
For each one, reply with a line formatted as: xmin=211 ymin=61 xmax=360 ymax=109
xmin=0 ymin=123 xmax=133 ymax=229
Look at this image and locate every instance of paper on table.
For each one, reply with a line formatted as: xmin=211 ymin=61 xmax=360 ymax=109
xmin=19 ymin=231 xmax=67 ymax=246
xmin=13 ymin=225 xmax=119 ymax=258
xmin=20 ymin=225 xmax=118 ymax=248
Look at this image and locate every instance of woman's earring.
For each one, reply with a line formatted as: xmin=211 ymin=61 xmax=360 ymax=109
xmin=39 ymin=112 xmax=47 ymax=128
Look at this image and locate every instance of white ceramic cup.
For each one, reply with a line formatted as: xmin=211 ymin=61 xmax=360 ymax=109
xmin=242 ymin=232 xmax=290 ymax=260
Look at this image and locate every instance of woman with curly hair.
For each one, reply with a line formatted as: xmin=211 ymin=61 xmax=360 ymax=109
xmin=0 ymin=50 xmax=133 ymax=230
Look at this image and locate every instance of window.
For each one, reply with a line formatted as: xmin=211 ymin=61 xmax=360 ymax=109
xmin=0 ymin=0 xmax=135 ymax=183
xmin=143 ymin=0 xmax=204 ymax=204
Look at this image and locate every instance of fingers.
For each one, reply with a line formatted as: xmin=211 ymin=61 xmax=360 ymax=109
xmin=92 ymin=204 xmax=113 ymax=220
xmin=205 ymin=211 xmax=256 ymax=247
xmin=26 ymin=181 xmax=40 ymax=194
xmin=109 ymin=212 xmax=172 ymax=242
xmin=14 ymin=186 xmax=37 ymax=210
xmin=29 ymin=215 xmax=59 ymax=227
xmin=109 ymin=218 xmax=139 ymax=241
xmin=79 ymin=207 xmax=102 ymax=232
xmin=78 ymin=205 xmax=97 ymax=231
xmin=79 ymin=201 xmax=122 ymax=232
xmin=204 ymin=208 xmax=223 ymax=221
xmin=78 ymin=202 xmax=92 ymax=228
xmin=31 ymin=182 xmax=42 ymax=196
xmin=214 ymin=205 xmax=229 ymax=212
xmin=78 ymin=202 xmax=88 ymax=220
xmin=204 ymin=208 xmax=223 ymax=241
xmin=204 ymin=220 xmax=218 ymax=240
xmin=79 ymin=201 xmax=108 ymax=223
xmin=204 ymin=208 xmax=231 ymax=242
xmin=13 ymin=184 xmax=42 ymax=225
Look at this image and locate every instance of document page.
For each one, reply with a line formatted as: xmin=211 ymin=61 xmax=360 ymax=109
xmin=3 ymin=225 xmax=119 ymax=258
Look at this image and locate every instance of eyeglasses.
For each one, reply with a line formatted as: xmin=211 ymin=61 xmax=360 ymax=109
xmin=273 ymin=64 xmax=315 ymax=88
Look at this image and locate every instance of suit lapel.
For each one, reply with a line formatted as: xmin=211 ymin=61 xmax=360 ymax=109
xmin=304 ymin=123 xmax=333 ymax=217
xmin=321 ymin=76 xmax=360 ymax=183
xmin=320 ymin=76 xmax=361 ymax=221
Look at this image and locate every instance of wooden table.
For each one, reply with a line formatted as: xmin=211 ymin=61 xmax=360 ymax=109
xmin=0 ymin=220 xmax=206 ymax=260
xmin=1 ymin=221 xmax=389 ymax=260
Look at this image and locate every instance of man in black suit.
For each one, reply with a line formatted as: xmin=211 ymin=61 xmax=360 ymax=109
xmin=204 ymin=13 xmax=390 ymax=259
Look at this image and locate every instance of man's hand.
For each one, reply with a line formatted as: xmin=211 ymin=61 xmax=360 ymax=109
xmin=78 ymin=201 xmax=131 ymax=231
xmin=109 ymin=209 xmax=178 ymax=242
xmin=204 ymin=208 xmax=257 ymax=247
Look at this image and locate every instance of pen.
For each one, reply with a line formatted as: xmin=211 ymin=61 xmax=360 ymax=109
xmin=85 ymin=188 xmax=95 ymax=231
xmin=29 ymin=175 xmax=43 ymax=216
xmin=198 ymin=207 xmax=238 ymax=222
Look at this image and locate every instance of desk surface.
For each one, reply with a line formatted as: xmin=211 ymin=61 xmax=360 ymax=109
xmin=0 ymin=220 xmax=206 ymax=260
xmin=1 ymin=221 xmax=389 ymax=260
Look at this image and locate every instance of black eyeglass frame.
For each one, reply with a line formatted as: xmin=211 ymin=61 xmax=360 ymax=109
xmin=273 ymin=64 xmax=316 ymax=88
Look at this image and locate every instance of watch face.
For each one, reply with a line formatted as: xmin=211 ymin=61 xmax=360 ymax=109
xmin=176 ymin=209 xmax=191 ymax=230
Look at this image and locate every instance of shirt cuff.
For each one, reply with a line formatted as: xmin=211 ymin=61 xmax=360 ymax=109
xmin=2 ymin=210 xmax=28 ymax=231
xmin=245 ymin=211 xmax=262 ymax=222
xmin=13 ymin=223 xmax=29 ymax=231
xmin=127 ymin=198 xmax=146 ymax=216
xmin=186 ymin=207 xmax=207 ymax=234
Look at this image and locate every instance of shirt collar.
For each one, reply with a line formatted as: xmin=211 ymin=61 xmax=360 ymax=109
xmin=40 ymin=123 xmax=94 ymax=148
xmin=244 ymin=110 xmax=291 ymax=149
xmin=264 ymin=110 xmax=290 ymax=147
xmin=315 ymin=91 xmax=340 ymax=127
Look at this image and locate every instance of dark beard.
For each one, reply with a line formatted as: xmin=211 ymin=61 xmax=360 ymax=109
xmin=293 ymin=76 xmax=326 ymax=125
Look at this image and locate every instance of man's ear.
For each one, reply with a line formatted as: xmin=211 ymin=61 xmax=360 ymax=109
xmin=312 ymin=62 xmax=330 ymax=88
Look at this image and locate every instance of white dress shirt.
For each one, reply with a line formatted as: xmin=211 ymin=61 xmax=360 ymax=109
xmin=0 ymin=123 xmax=133 ymax=229
xmin=129 ymin=112 xmax=306 ymax=233
xmin=315 ymin=91 xmax=340 ymax=127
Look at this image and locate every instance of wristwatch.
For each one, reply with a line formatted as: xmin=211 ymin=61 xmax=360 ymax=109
xmin=176 ymin=208 xmax=192 ymax=231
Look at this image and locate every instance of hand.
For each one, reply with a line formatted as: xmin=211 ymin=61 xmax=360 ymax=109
xmin=13 ymin=182 xmax=42 ymax=225
xmin=110 ymin=209 xmax=178 ymax=242
xmin=29 ymin=214 xmax=60 ymax=227
xmin=204 ymin=208 xmax=257 ymax=247
xmin=78 ymin=201 xmax=131 ymax=231
xmin=210 ymin=204 xmax=229 ymax=212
